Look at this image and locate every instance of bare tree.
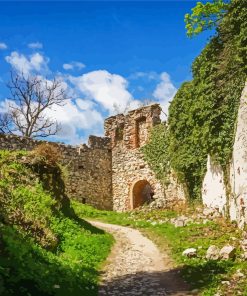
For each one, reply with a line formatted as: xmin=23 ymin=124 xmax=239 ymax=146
xmin=0 ymin=113 xmax=12 ymax=134
xmin=0 ymin=71 xmax=68 ymax=138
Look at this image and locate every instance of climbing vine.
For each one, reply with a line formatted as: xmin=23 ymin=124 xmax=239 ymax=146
xmin=141 ymin=123 xmax=170 ymax=186
xmin=143 ymin=0 xmax=247 ymax=200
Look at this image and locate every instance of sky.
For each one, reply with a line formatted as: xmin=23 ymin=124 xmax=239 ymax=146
xmin=0 ymin=1 xmax=212 ymax=144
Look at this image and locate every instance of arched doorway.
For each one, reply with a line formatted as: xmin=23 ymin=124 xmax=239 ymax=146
xmin=131 ymin=180 xmax=154 ymax=209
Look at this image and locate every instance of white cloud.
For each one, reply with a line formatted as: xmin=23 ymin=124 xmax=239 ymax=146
xmin=153 ymin=72 xmax=177 ymax=119
xmin=5 ymin=51 xmax=49 ymax=76
xmin=63 ymin=64 xmax=73 ymax=70
xmin=1 ymin=94 xmax=104 ymax=145
xmin=63 ymin=61 xmax=85 ymax=71
xmin=45 ymin=99 xmax=104 ymax=144
xmin=0 ymin=43 xmax=7 ymax=50
xmin=28 ymin=42 xmax=43 ymax=49
xmin=75 ymin=98 xmax=95 ymax=110
xmin=0 ymin=99 xmax=8 ymax=113
xmin=129 ymin=71 xmax=159 ymax=81
xmin=69 ymin=70 xmax=138 ymax=114
xmin=3 ymin=49 xmax=176 ymax=142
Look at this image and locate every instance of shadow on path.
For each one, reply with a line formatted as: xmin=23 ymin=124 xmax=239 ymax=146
xmin=99 ymin=269 xmax=196 ymax=296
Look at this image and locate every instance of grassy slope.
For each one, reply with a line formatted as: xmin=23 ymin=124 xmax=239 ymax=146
xmin=0 ymin=150 xmax=113 ymax=296
xmin=1 ymin=148 xmax=246 ymax=295
xmin=73 ymin=202 xmax=247 ymax=296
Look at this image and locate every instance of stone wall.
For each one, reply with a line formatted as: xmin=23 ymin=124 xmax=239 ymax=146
xmin=229 ymin=82 xmax=247 ymax=227
xmin=105 ymin=104 xmax=185 ymax=211
xmin=111 ymin=143 xmax=164 ymax=211
xmin=0 ymin=103 xmax=187 ymax=212
xmin=201 ymin=82 xmax=247 ymax=227
xmin=0 ymin=133 xmax=113 ymax=210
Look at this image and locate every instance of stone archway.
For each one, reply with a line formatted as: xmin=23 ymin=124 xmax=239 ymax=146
xmin=131 ymin=180 xmax=154 ymax=209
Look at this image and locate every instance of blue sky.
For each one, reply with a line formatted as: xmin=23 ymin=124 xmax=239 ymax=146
xmin=0 ymin=1 xmax=212 ymax=144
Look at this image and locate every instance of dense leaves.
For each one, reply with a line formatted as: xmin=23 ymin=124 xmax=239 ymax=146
xmin=143 ymin=0 xmax=247 ymax=200
xmin=141 ymin=123 xmax=170 ymax=185
xmin=185 ymin=0 xmax=229 ymax=37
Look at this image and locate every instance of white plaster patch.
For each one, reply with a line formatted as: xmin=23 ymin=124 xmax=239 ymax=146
xmin=202 ymin=155 xmax=227 ymax=213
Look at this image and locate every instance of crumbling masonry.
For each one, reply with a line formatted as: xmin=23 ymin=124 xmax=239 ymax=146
xmin=0 ymin=104 xmax=185 ymax=211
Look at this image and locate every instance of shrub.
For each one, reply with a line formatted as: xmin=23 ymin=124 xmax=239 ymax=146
xmin=31 ymin=143 xmax=61 ymax=166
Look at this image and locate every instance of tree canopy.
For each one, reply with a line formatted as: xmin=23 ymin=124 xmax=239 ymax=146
xmin=185 ymin=0 xmax=230 ymax=37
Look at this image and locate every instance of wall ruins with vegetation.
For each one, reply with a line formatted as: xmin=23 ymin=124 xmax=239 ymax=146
xmin=105 ymin=104 xmax=185 ymax=211
xmin=0 ymin=133 xmax=113 ymax=210
xmin=141 ymin=0 xmax=247 ymax=227
xmin=0 ymin=103 xmax=186 ymax=212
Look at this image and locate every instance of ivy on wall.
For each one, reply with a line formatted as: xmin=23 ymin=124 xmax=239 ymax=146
xmin=143 ymin=0 xmax=247 ymax=200
xmin=141 ymin=123 xmax=170 ymax=186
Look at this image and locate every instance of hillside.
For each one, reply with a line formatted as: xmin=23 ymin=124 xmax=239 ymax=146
xmin=0 ymin=146 xmax=113 ymax=296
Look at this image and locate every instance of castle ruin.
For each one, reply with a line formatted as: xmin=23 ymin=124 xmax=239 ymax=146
xmin=0 ymin=103 xmax=185 ymax=211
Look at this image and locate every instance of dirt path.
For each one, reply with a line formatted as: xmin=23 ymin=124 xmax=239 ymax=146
xmin=90 ymin=221 xmax=196 ymax=296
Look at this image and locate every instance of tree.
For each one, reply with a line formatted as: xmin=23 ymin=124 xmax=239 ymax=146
xmin=185 ymin=0 xmax=229 ymax=37
xmin=0 ymin=72 xmax=68 ymax=138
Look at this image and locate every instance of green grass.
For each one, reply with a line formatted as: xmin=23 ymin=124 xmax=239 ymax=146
xmin=72 ymin=201 xmax=247 ymax=296
xmin=1 ymin=149 xmax=246 ymax=295
xmin=0 ymin=150 xmax=113 ymax=296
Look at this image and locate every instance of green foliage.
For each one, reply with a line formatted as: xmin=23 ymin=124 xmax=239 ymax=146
xmin=0 ymin=150 xmax=113 ymax=296
xmin=141 ymin=123 xmax=171 ymax=185
xmin=185 ymin=0 xmax=229 ymax=37
xmin=143 ymin=0 xmax=247 ymax=200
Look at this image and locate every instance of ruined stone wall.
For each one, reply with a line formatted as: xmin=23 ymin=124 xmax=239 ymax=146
xmin=105 ymin=104 xmax=185 ymax=211
xmin=201 ymin=82 xmax=247 ymax=227
xmin=229 ymin=82 xmax=247 ymax=227
xmin=0 ymin=134 xmax=112 ymax=210
xmin=111 ymin=143 xmax=164 ymax=211
xmin=0 ymin=103 xmax=188 ymax=212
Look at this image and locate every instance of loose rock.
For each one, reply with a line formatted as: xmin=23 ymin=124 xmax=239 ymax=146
xmin=182 ymin=248 xmax=197 ymax=258
xmin=206 ymin=245 xmax=220 ymax=260
xmin=240 ymin=239 xmax=247 ymax=252
xmin=219 ymin=245 xmax=236 ymax=260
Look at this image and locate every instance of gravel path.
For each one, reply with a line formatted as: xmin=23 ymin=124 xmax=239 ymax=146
xmin=90 ymin=221 xmax=196 ymax=296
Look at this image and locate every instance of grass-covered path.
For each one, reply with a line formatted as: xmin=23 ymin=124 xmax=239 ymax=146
xmin=90 ymin=220 xmax=192 ymax=296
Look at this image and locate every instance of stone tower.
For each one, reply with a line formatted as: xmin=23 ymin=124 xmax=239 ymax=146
xmin=104 ymin=104 xmax=166 ymax=211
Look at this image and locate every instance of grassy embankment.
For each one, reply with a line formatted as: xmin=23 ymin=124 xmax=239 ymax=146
xmin=0 ymin=148 xmax=113 ymax=296
xmin=73 ymin=202 xmax=247 ymax=296
xmin=1 ymin=147 xmax=246 ymax=295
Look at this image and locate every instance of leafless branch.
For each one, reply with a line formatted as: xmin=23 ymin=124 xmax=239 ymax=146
xmin=2 ymin=71 xmax=68 ymax=138
xmin=0 ymin=113 xmax=13 ymax=134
